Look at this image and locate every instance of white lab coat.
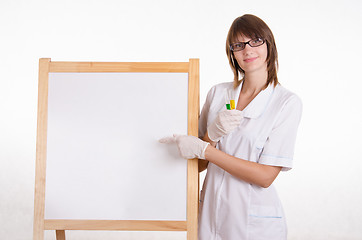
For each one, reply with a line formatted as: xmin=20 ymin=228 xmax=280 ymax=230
xmin=198 ymin=81 xmax=302 ymax=240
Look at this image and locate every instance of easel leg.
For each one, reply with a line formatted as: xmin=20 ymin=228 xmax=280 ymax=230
xmin=55 ymin=230 xmax=66 ymax=240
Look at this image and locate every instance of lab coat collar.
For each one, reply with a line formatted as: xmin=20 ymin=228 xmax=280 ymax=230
xmin=234 ymin=81 xmax=275 ymax=119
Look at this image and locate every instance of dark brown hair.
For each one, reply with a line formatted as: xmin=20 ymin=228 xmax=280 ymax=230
xmin=226 ymin=14 xmax=279 ymax=88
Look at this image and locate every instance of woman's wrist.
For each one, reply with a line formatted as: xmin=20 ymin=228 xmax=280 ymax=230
xmin=204 ymin=144 xmax=216 ymax=161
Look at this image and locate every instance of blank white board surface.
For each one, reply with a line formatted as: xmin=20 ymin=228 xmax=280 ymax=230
xmin=44 ymin=72 xmax=188 ymax=220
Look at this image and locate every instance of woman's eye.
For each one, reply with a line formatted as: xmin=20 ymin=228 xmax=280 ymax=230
xmin=252 ymin=38 xmax=262 ymax=44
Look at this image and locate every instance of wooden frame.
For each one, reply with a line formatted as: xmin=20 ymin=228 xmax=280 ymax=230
xmin=33 ymin=58 xmax=199 ymax=240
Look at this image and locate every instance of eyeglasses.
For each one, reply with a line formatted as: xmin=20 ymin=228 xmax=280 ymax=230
xmin=229 ymin=38 xmax=266 ymax=52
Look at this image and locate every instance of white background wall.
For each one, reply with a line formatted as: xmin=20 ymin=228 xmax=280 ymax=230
xmin=1 ymin=0 xmax=362 ymax=239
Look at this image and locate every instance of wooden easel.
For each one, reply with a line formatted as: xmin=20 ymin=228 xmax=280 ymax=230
xmin=33 ymin=58 xmax=200 ymax=240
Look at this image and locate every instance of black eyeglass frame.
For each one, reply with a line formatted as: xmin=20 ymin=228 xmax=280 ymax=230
xmin=229 ymin=38 xmax=266 ymax=52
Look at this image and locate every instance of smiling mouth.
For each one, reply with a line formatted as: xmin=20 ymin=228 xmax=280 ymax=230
xmin=244 ymin=57 xmax=258 ymax=63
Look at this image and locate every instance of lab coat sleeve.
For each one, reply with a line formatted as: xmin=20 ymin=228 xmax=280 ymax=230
xmin=199 ymin=86 xmax=215 ymax=138
xmin=259 ymin=95 xmax=303 ymax=171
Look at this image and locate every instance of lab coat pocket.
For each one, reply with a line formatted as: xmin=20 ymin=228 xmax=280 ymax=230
xmin=248 ymin=205 xmax=286 ymax=240
xmin=255 ymin=135 xmax=268 ymax=151
xmin=254 ymin=137 xmax=267 ymax=162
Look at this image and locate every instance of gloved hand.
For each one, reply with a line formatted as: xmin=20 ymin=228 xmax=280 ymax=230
xmin=159 ymin=134 xmax=210 ymax=159
xmin=207 ymin=110 xmax=244 ymax=142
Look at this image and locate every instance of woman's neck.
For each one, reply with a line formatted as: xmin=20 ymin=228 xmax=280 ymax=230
xmin=242 ymin=70 xmax=268 ymax=96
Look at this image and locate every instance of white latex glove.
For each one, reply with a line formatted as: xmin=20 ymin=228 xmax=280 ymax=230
xmin=207 ymin=110 xmax=244 ymax=142
xmin=159 ymin=134 xmax=210 ymax=159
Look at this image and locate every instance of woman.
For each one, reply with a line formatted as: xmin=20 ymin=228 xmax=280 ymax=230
xmin=161 ymin=14 xmax=302 ymax=240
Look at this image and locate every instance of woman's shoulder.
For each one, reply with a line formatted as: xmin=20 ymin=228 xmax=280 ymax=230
xmin=202 ymin=81 xmax=234 ymax=108
xmin=273 ymin=83 xmax=302 ymax=109
xmin=210 ymin=81 xmax=234 ymax=90
xmin=207 ymin=81 xmax=234 ymax=95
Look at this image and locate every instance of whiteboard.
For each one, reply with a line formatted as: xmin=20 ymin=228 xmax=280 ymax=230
xmin=44 ymin=72 xmax=188 ymax=220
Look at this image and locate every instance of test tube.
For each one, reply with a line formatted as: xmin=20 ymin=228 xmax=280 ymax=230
xmin=225 ymin=89 xmax=231 ymax=110
xmin=225 ymin=89 xmax=235 ymax=110
xmin=230 ymin=99 xmax=235 ymax=109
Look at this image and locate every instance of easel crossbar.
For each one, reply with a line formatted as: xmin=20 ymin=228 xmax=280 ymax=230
xmin=44 ymin=220 xmax=187 ymax=231
xmin=48 ymin=62 xmax=190 ymax=73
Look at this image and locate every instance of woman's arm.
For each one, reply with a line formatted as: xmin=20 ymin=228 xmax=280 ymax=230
xmin=163 ymin=132 xmax=281 ymax=184
xmin=198 ymin=133 xmax=216 ymax=172
xmin=203 ymin=136 xmax=282 ymax=188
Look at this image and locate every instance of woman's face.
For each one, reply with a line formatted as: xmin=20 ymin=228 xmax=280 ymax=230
xmin=232 ymin=34 xmax=268 ymax=75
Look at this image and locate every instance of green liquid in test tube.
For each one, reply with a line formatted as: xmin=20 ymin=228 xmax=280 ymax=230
xmin=225 ymin=89 xmax=234 ymax=110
